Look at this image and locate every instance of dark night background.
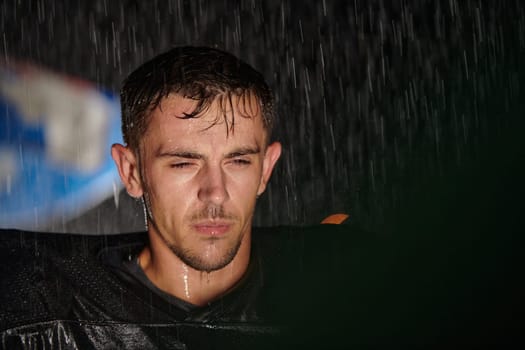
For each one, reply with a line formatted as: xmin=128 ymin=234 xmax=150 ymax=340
xmin=0 ymin=0 xmax=522 ymax=233
xmin=1 ymin=0 xmax=524 ymax=345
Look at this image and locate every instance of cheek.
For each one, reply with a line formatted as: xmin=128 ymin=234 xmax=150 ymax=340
xmin=228 ymin=168 xmax=263 ymax=200
xmin=146 ymin=169 xmax=193 ymax=210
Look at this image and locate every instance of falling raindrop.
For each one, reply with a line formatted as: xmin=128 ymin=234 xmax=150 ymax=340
xmin=0 ymin=0 xmax=521 ymax=234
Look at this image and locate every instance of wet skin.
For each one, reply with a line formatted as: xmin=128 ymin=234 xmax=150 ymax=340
xmin=112 ymin=93 xmax=281 ymax=305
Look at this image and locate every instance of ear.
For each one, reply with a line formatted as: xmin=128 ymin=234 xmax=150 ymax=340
xmin=111 ymin=143 xmax=144 ymax=198
xmin=257 ymin=142 xmax=282 ymax=196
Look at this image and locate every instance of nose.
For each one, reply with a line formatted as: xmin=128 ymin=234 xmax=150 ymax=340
xmin=197 ymin=165 xmax=229 ymax=205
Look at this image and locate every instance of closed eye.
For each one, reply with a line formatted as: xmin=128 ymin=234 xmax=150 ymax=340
xmin=170 ymin=162 xmax=193 ymax=169
xmin=231 ymin=158 xmax=251 ymax=166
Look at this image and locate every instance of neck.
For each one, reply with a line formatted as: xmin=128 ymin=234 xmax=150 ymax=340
xmin=138 ymin=228 xmax=251 ymax=306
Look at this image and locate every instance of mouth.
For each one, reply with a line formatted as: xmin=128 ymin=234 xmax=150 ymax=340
xmin=192 ymin=221 xmax=232 ymax=236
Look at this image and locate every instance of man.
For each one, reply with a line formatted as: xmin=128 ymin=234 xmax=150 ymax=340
xmin=0 ymin=46 xmax=351 ymax=349
xmin=110 ymin=46 xmax=282 ymax=307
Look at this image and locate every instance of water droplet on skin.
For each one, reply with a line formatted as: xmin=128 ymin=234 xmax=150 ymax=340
xmin=200 ymin=271 xmax=211 ymax=285
xmin=182 ymin=263 xmax=190 ymax=300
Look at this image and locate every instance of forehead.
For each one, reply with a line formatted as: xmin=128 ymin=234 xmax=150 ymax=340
xmin=141 ymin=94 xmax=266 ymax=151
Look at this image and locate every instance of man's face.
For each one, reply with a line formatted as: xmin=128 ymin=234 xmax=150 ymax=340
xmin=120 ymin=94 xmax=280 ymax=272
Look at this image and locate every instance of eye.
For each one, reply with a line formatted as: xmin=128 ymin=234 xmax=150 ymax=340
xmin=231 ymin=158 xmax=251 ymax=166
xmin=170 ymin=162 xmax=193 ymax=169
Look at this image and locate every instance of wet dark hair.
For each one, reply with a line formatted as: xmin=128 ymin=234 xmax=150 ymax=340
xmin=120 ymin=46 xmax=274 ymax=151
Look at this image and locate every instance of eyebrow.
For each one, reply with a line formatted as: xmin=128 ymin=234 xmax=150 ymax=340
xmin=225 ymin=146 xmax=261 ymax=158
xmin=155 ymin=146 xmax=261 ymax=159
xmin=156 ymin=150 xmax=203 ymax=159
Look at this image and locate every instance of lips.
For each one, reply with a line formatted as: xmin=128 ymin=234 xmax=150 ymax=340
xmin=193 ymin=221 xmax=231 ymax=236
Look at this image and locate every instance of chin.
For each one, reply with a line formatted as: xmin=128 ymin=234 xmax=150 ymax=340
xmin=186 ymin=256 xmax=235 ymax=273
xmin=181 ymin=242 xmax=240 ymax=273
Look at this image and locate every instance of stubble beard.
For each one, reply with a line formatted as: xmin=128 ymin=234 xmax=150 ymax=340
xmin=143 ymin=192 xmax=245 ymax=273
xmin=166 ymin=235 xmax=244 ymax=273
